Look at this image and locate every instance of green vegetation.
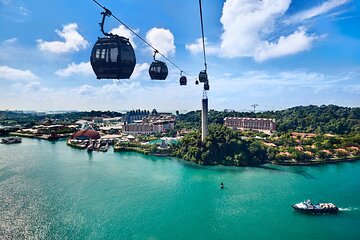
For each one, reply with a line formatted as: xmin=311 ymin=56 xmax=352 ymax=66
xmin=268 ymin=132 xmax=360 ymax=164
xmin=173 ymin=124 xmax=268 ymax=166
xmin=176 ymin=105 xmax=360 ymax=134
xmin=173 ymin=124 xmax=360 ymax=166
xmin=0 ymin=110 xmax=122 ymax=127
xmin=114 ymin=141 xmax=172 ymax=156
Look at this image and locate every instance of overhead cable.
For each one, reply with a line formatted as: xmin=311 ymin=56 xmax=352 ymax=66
xmin=198 ymin=0 xmax=207 ymax=72
xmin=91 ymin=0 xmax=197 ymax=80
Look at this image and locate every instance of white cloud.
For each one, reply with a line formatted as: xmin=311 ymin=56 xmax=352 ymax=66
xmin=54 ymin=61 xmax=149 ymax=79
xmin=207 ymin=69 xmax=359 ymax=110
xmin=131 ymin=63 xmax=150 ymax=79
xmin=254 ymin=27 xmax=317 ymax=61
xmin=211 ymin=70 xmax=349 ymax=95
xmin=11 ymin=81 xmax=42 ymax=93
xmin=75 ymin=81 xmax=143 ymax=102
xmin=146 ymin=28 xmax=175 ymax=56
xmin=55 ymin=61 xmax=93 ymax=77
xmin=19 ymin=6 xmax=29 ymax=16
xmin=186 ymin=0 xmax=322 ymax=61
xmin=287 ymin=0 xmax=350 ymax=23
xmin=185 ymin=37 xmax=219 ymax=55
xmin=1 ymin=68 xmax=358 ymax=111
xmin=0 ymin=65 xmax=39 ymax=81
xmin=37 ymin=23 xmax=89 ymax=54
xmin=3 ymin=38 xmax=17 ymax=45
xmin=219 ymin=0 xmax=291 ymax=58
xmin=110 ymin=25 xmax=138 ymax=48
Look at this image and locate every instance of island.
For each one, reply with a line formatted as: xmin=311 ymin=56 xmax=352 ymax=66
xmin=1 ymin=105 xmax=359 ymax=166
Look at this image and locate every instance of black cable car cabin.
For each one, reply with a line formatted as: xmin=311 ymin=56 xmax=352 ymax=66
xmin=179 ymin=76 xmax=187 ymax=85
xmin=204 ymin=81 xmax=210 ymax=91
xmin=91 ymin=36 xmax=136 ymax=79
xmin=149 ymin=61 xmax=168 ymax=80
xmin=199 ymin=70 xmax=208 ymax=83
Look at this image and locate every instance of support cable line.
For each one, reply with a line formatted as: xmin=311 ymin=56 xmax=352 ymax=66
xmin=198 ymin=0 xmax=207 ymax=72
xmin=198 ymin=0 xmax=209 ymax=94
xmin=91 ymin=0 xmax=197 ymax=80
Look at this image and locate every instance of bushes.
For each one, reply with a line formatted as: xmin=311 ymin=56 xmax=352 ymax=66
xmin=173 ymin=124 xmax=268 ymax=166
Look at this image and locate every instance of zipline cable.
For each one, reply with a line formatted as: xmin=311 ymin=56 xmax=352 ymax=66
xmin=91 ymin=0 xmax=197 ymax=80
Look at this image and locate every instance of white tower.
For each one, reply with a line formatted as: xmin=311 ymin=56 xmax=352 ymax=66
xmin=201 ymin=91 xmax=208 ymax=142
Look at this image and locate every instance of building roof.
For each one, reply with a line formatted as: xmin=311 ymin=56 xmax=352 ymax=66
xmin=71 ymin=129 xmax=100 ymax=139
xmin=224 ymin=117 xmax=276 ymax=122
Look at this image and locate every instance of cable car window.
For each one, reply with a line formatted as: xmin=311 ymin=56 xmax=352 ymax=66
xmin=110 ymin=48 xmax=118 ymax=62
xmin=101 ymin=49 xmax=106 ymax=59
xmin=106 ymin=49 xmax=109 ymax=62
xmin=95 ymin=49 xmax=100 ymax=59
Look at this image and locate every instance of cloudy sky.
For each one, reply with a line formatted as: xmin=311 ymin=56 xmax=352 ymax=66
xmin=0 ymin=0 xmax=359 ymax=112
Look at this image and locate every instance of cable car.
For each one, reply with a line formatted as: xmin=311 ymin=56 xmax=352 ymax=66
xmin=179 ymin=76 xmax=187 ymax=85
xmin=149 ymin=51 xmax=168 ymax=80
xmin=204 ymin=81 xmax=210 ymax=91
xmin=90 ymin=8 xmax=136 ymax=79
xmin=179 ymin=71 xmax=187 ymax=85
xmin=149 ymin=61 xmax=168 ymax=80
xmin=199 ymin=70 xmax=207 ymax=83
xmin=91 ymin=36 xmax=136 ymax=79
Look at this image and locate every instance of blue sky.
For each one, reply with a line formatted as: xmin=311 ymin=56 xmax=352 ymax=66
xmin=0 ymin=0 xmax=359 ymax=112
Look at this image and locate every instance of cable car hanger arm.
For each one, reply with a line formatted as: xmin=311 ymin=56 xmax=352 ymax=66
xmin=99 ymin=8 xmax=113 ymax=37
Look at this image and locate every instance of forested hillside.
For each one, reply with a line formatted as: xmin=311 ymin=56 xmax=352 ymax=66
xmin=176 ymin=105 xmax=360 ymax=134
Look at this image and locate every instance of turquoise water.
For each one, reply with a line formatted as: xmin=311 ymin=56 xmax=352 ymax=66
xmin=148 ymin=139 xmax=178 ymax=145
xmin=1 ymin=138 xmax=360 ymax=239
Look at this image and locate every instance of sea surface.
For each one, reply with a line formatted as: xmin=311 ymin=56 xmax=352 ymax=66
xmin=1 ymin=138 xmax=360 ymax=240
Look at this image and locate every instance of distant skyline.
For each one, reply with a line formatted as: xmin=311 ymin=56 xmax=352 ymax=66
xmin=0 ymin=0 xmax=359 ymax=112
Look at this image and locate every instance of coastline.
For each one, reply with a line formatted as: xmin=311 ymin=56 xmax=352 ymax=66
xmin=271 ymin=156 xmax=360 ymax=166
xmin=113 ymin=145 xmax=173 ymax=157
xmin=10 ymin=132 xmax=71 ymax=141
xmin=5 ymin=137 xmax=358 ymax=166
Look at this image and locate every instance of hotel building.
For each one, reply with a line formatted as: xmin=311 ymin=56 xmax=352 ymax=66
xmin=123 ymin=115 xmax=175 ymax=135
xmin=224 ymin=117 xmax=276 ymax=131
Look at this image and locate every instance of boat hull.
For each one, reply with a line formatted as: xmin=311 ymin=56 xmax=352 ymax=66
xmin=292 ymin=205 xmax=339 ymax=214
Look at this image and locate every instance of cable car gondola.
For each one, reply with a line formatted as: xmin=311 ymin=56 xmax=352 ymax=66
xmin=179 ymin=71 xmax=187 ymax=85
xmin=149 ymin=51 xmax=168 ymax=80
xmin=204 ymin=81 xmax=210 ymax=91
xmin=199 ymin=70 xmax=208 ymax=83
xmin=90 ymin=8 xmax=136 ymax=79
xmin=179 ymin=76 xmax=187 ymax=85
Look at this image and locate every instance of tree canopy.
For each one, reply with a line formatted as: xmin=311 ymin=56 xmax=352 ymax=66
xmin=176 ymin=105 xmax=360 ymax=134
xmin=173 ymin=124 xmax=268 ymax=166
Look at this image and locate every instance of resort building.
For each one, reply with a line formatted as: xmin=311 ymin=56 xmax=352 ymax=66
xmin=123 ymin=110 xmax=151 ymax=123
xmin=94 ymin=117 xmax=123 ymax=134
xmin=70 ymin=129 xmax=101 ymax=141
xmin=224 ymin=117 xmax=276 ymax=132
xmin=123 ymin=115 xmax=175 ymax=135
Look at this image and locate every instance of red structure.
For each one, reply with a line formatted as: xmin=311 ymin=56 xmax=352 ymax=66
xmin=71 ymin=129 xmax=100 ymax=140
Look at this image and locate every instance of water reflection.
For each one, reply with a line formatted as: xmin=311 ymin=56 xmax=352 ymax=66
xmin=87 ymin=151 xmax=93 ymax=161
xmin=255 ymin=165 xmax=316 ymax=179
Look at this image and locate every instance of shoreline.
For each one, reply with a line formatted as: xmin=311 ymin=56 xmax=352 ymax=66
xmin=4 ymin=137 xmax=359 ymax=167
xmin=10 ymin=132 xmax=71 ymax=141
xmin=271 ymin=156 xmax=360 ymax=166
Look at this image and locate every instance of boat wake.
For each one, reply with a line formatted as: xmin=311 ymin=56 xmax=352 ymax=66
xmin=339 ymin=207 xmax=359 ymax=211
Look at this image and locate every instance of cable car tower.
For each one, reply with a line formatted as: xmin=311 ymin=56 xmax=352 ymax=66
xmin=198 ymin=0 xmax=209 ymax=142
